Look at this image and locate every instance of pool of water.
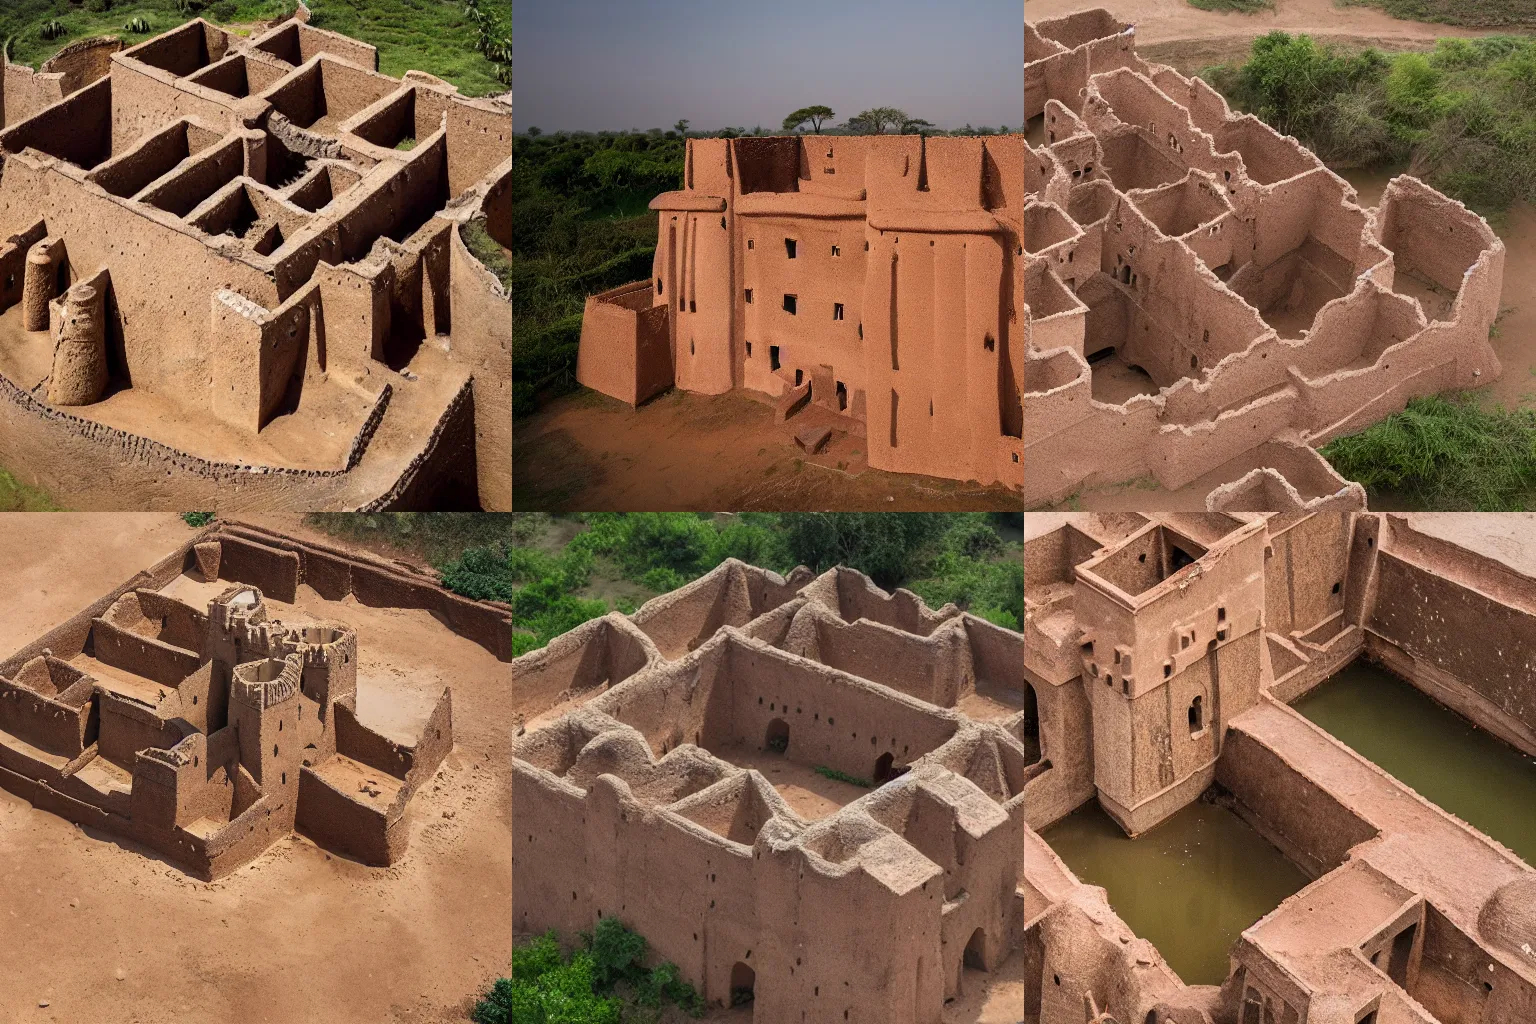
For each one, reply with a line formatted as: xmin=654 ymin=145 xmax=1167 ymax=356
xmin=1294 ymin=661 xmax=1536 ymax=866
xmin=1040 ymin=798 xmax=1309 ymax=985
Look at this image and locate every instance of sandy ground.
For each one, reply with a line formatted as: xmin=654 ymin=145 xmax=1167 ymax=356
xmin=0 ymin=516 xmax=511 ymax=1024
xmin=1032 ymin=0 xmax=1500 ymax=73
xmin=513 ymin=388 xmax=1022 ymax=511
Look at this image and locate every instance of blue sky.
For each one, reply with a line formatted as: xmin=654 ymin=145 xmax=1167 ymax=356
xmin=513 ymin=0 xmax=1022 ymax=132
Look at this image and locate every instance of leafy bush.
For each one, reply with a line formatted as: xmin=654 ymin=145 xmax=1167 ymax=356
xmin=181 ymin=512 xmax=214 ymax=527
xmin=506 ymin=923 xmax=702 ymax=1024
xmin=1204 ymin=33 xmax=1536 ymax=209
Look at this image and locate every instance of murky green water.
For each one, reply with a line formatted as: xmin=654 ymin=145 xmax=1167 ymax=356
xmin=1294 ymin=661 xmax=1536 ymax=866
xmin=1041 ymin=799 xmax=1309 ymax=985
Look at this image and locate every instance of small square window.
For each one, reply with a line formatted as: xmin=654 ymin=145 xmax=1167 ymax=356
xmin=785 ymin=238 xmax=797 ymax=259
xmin=745 ymin=288 xmax=753 ymax=304
xmin=770 ymin=345 xmax=780 ymax=370
xmin=747 ymin=239 xmax=754 ymax=249
xmin=783 ymin=294 xmax=797 ymax=314
xmin=833 ymin=302 xmax=844 ymax=321
xmin=831 ymin=245 xmax=840 ymax=257
xmin=746 ymin=341 xmax=753 ymax=357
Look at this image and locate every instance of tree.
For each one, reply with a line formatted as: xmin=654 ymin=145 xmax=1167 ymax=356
xmin=900 ymin=116 xmax=936 ymax=136
xmin=782 ymin=104 xmax=835 ymax=133
xmin=844 ymin=107 xmax=907 ymax=135
xmin=673 ymin=118 xmax=690 ymax=136
xmin=525 ymin=125 xmax=541 ymax=137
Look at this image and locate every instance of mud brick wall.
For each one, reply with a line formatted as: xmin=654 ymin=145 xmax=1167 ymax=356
xmin=97 ymin=691 xmax=183 ymax=770
xmin=716 ymin=641 xmax=961 ymax=781
xmin=0 ymin=678 xmax=91 ymax=758
xmin=217 ymin=536 xmax=300 ymax=602
xmin=295 ymin=766 xmax=397 ymax=864
xmin=1370 ymin=548 xmax=1536 ymax=751
xmin=90 ymin=618 xmax=202 ymax=686
xmin=1216 ymin=725 xmax=1378 ymax=879
xmin=334 ymin=701 xmax=411 ymax=781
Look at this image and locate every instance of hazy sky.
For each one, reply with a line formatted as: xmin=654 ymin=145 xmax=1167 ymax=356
xmin=514 ymin=0 xmax=1022 ymax=133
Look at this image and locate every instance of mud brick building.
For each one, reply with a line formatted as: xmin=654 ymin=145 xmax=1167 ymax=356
xmin=0 ymin=17 xmax=511 ymax=509
xmin=1025 ymin=512 xmax=1536 ymax=1024
xmin=1024 ymin=11 xmax=1504 ymax=511
xmin=0 ymin=521 xmax=512 ymax=879
xmin=576 ymin=134 xmax=1026 ymax=492
xmin=514 ymin=561 xmax=1027 ymax=1022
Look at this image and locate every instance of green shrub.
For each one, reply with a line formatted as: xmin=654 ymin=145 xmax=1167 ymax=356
xmin=0 ymin=469 xmax=60 ymax=511
xmin=1322 ymin=393 xmax=1536 ymax=509
xmin=506 ymin=924 xmax=702 ymax=1023
xmin=85 ymin=0 xmax=113 ymax=13
xmin=814 ymin=765 xmax=872 ymax=787
xmin=1204 ymin=33 xmax=1536 ymax=209
xmin=181 ymin=512 xmax=214 ymax=527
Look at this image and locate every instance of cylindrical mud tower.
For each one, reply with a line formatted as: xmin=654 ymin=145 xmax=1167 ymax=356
xmin=22 ymin=237 xmax=65 ymax=332
xmin=48 ymin=281 xmax=109 ymax=406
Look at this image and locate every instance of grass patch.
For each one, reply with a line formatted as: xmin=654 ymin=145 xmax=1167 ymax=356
xmin=499 ymin=919 xmax=704 ymax=1024
xmin=814 ymin=765 xmax=873 ymax=788
xmin=0 ymin=0 xmax=507 ymax=97
xmin=1320 ymin=393 xmax=1536 ymax=509
xmin=1201 ymin=32 xmax=1536 ymax=211
xmin=1339 ymin=0 xmax=1536 ymax=28
xmin=0 ymin=469 xmax=60 ymax=510
xmin=463 ymin=219 xmax=512 ymax=292
xmin=1189 ymin=0 xmax=1273 ymax=12
xmin=510 ymin=513 xmax=1023 ymax=657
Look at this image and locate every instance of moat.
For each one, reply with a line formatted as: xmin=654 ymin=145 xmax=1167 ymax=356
xmin=1041 ymin=798 xmax=1309 ymax=985
xmin=1295 ymin=660 xmax=1536 ymax=867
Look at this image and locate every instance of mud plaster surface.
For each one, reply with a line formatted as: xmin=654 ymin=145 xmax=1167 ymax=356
xmin=514 ymin=389 xmax=1021 ymax=512
xmin=0 ymin=517 xmax=511 ymax=1024
xmin=510 ymin=619 xmax=1023 ymax=1024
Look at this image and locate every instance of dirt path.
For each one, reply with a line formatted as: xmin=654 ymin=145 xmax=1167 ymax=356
xmin=1032 ymin=0 xmax=1497 ymax=71
xmin=0 ymin=519 xmax=511 ymax=1024
xmin=514 ymin=389 xmax=1020 ymax=511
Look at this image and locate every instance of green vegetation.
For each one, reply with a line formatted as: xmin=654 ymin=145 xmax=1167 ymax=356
xmin=495 ymin=919 xmax=704 ymax=1024
xmin=511 ymin=513 xmax=1023 ymax=657
xmin=782 ymin=104 xmax=836 ymax=132
xmin=1202 ymin=32 xmax=1536 ymax=211
xmin=1188 ymin=0 xmax=1272 ymax=11
xmin=1340 ymin=0 xmax=1536 ymax=29
xmin=1321 ymin=394 xmax=1536 ymax=509
xmin=511 ymin=129 xmax=683 ymax=414
xmin=181 ymin=511 xmax=215 ymax=527
xmin=814 ymin=765 xmax=873 ymax=787
xmin=463 ymin=219 xmax=513 ymax=292
xmin=305 ymin=513 xmax=516 ymax=601
xmin=0 ymin=0 xmax=507 ymax=97
xmin=0 ymin=469 xmax=60 ymax=510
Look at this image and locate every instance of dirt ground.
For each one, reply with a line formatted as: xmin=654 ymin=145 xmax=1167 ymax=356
xmin=513 ymin=388 xmax=1021 ymax=511
xmin=1032 ymin=0 xmax=1499 ymax=73
xmin=0 ymin=515 xmax=511 ymax=1024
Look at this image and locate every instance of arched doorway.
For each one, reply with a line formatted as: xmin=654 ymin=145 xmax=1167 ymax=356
xmin=874 ymin=751 xmax=894 ymax=782
xmin=963 ymin=927 xmax=987 ymax=971
xmin=730 ymin=961 xmax=755 ymax=1005
xmin=1023 ymin=682 xmax=1040 ymax=766
xmin=765 ymin=718 xmax=789 ymax=754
